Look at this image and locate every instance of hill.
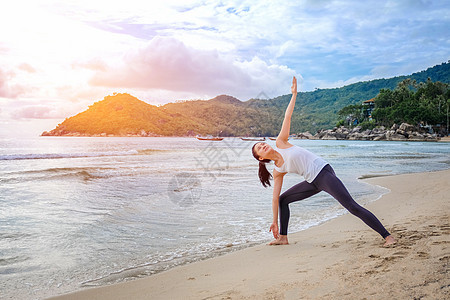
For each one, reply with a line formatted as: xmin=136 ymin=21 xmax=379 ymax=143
xmin=163 ymin=95 xmax=282 ymax=136
xmin=42 ymin=93 xmax=208 ymax=136
xmin=243 ymin=61 xmax=450 ymax=132
xmin=43 ymin=62 xmax=450 ymax=137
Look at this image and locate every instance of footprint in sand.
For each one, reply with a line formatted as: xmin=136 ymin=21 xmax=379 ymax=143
xmin=417 ymin=251 xmax=430 ymax=258
xmin=392 ymin=251 xmax=408 ymax=258
xmin=432 ymin=240 xmax=450 ymax=245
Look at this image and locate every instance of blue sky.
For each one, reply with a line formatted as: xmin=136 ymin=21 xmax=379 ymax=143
xmin=0 ymin=0 xmax=449 ymax=135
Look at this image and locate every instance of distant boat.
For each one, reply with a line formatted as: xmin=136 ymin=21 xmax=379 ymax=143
xmin=269 ymin=137 xmax=291 ymax=140
xmin=196 ymin=135 xmax=224 ymax=141
xmin=240 ymin=137 xmax=266 ymax=141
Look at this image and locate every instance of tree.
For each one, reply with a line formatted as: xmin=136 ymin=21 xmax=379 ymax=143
xmin=339 ymin=79 xmax=449 ymax=134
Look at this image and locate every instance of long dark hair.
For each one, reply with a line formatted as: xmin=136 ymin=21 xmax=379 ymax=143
xmin=251 ymin=143 xmax=273 ymax=188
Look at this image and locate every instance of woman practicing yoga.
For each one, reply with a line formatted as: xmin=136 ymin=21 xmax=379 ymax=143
xmin=252 ymin=77 xmax=396 ymax=247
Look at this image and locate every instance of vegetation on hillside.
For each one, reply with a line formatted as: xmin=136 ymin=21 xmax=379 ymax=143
xmin=43 ymin=62 xmax=450 ymax=137
xmin=163 ymin=95 xmax=282 ymax=136
xmin=246 ymin=61 xmax=450 ymax=133
xmin=47 ymin=94 xmax=208 ymax=136
xmin=337 ymin=78 xmax=449 ymax=134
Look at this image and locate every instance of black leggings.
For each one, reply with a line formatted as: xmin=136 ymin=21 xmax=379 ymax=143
xmin=279 ymin=164 xmax=390 ymax=238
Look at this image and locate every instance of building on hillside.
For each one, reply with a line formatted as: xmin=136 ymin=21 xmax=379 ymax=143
xmin=363 ymin=98 xmax=375 ymax=120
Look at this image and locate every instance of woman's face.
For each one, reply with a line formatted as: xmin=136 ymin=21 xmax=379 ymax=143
xmin=254 ymin=142 xmax=272 ymax=160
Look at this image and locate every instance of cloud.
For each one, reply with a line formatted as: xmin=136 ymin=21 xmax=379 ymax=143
xmin=11 ymin=105 xmax=53 ymax=119
xmin=90 ymin=37 xmax=296 ymax=100
xmin=10 ymin=101 xmax=81 ymax=120
xmin=72 ymin=59 xmax=107 ymax=72
xmin=18 ymin=63 xmax=36 ymax=73
xmin=0 ymin=43 xmax=8 ymax=54
xmin=0 ymin=68 xmax=27 ymax=98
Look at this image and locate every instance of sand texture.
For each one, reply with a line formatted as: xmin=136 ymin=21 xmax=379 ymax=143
xmin=49 ymin=169 xmax=450 ymax=300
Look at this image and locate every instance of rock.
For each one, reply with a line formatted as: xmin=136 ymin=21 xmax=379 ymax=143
xmin=348 ymin=133 xmax=363 ymax=140
xmin=366 ymin=134 xmax=379 ymax=140
xmin=399 ymin=123 xmax=414 ymax=132
xmin=373 ymin=134 xmax=386 ymax=141
xmin=350 ymin=126 xmax=362 ymax=133
xmin=309 ymin=124 xmax=436 ymax=142
xmin=296 ymin=131 xmax=314 ymax=139
xmin=389 ymin=133 xmax=407 ymax=141
xmin=322 ymin=132 xmax=337 ymax=140
xmin=385 ymin=130 xmax=395 ymax=139
xmin=408 ymin=132 xmax=425 ymax=141
xmin=335 ymin=126 xmax=348 ymax=134
xmin=335 ymin=133 xmax=347 ymax=140
xmin=333 ymin=127 xmax=348 ymax=139
xmin=395 ymin=129 xmax=409 ymax=138
xmin=425 ymin=134 xmax=438 ymax=141
xmin=408 ymin=135 xmax=425 ymax=141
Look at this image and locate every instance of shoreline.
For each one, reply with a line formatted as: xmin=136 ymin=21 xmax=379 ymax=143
xmin=48 ymin=169 xmax=450 ymax=300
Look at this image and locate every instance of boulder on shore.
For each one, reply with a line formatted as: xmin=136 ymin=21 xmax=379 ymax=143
xmin=297 ymin=123 xmax=440 ymax=142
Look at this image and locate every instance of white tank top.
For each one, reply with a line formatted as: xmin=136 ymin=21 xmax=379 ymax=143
xmin=273 ymin=145 xmax=328 ymax=183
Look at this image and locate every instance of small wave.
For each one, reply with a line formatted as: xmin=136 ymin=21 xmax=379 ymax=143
xmin=320 ymin=144 xmax=348 ymax=148
xmin=358 ymin=174 xmax=389 ymax=179
xmin=2 ymin=167 xmax=107 ymax=183
xmin=0 ymin=150 xmax=139 ymax=161
xmin=136 ymin=149 xmax=167 ymax=155
xmin=6 ymin=167 xmax=111 ymax=176
xmin=346 ymin=154 xmax=432 ymax=160
xmin=0 ymin=232 xmax=32 ymax=240
xmin=0 ymin=256 xmax=30 ymax=267
xmin=49 ymin=170 xmax=102 ymax=181
xmin=0 ymin=148 xmax=170 ymax=161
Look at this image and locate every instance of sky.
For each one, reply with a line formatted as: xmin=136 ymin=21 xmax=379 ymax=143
xmin=0 ymin=0 xmax=449 ymax=136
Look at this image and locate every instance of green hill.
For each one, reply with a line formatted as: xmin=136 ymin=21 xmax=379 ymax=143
xmin=43 ymin=62 xmax=450 ymax=137
xmin=243 ymin=61 xmax=450 ymax=132
xmin=163 ymin=95 xmax=282 ymax=136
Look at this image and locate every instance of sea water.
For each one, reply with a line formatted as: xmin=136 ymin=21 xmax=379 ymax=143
xmin=0 ymin=137 xmax=449 ymax=299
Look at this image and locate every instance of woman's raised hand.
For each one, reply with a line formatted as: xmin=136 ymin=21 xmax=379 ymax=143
xmin=291 ymin=76 xmax=297 ymax=95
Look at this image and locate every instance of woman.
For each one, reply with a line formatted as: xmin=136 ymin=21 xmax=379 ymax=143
xmin=252 ymin=77 xmax=396 ymax=247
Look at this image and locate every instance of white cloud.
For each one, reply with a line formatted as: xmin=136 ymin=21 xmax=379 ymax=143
xmin=0 ymin=68 xmax=28 ymax=98
xmin=11 ymin=105 xmax=53 ymax=119
xmin=89 ymin=37 xmax=296 ymax=100
xmin=18 ymin=63 xmax=37 ymax=73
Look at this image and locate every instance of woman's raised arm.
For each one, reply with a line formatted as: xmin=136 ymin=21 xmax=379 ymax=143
xmin=276 ymin=77 xmax=297 ymax=146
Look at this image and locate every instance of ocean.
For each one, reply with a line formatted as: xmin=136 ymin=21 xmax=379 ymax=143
xmin=1 ymin=137 xmax=449 ymax=299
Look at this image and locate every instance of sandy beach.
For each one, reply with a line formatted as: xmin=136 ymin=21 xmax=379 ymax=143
xmin=49 ymin=169 xmax=449 ymax=300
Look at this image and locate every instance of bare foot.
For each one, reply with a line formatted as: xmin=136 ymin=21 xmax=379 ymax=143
xmin=268 ymin=236 xmax=289 ymax=245
xmin=383 ymin=235 xmax=396 ymax=247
